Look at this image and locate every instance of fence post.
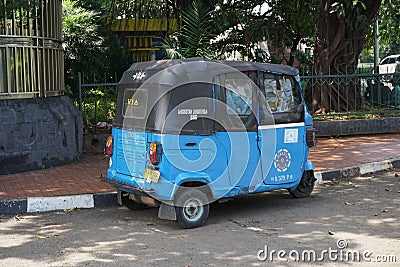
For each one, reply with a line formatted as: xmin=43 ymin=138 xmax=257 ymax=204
xmin=78 ymin=72 xmax=82 ymax=111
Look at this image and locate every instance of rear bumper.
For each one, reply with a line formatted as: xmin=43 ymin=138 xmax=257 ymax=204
xmin=103 ymin=167 xmax=176 ymax=201
xmin=100 ymin=174 xmax=154 ymax=197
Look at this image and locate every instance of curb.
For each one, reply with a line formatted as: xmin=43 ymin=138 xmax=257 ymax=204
xmin=314 ymin=157 xmax=400 ymax=182
xmin=1 ymin=158 xmax=400 ymax=216
xmin=0 ymin=192 xmax=118 ymax=216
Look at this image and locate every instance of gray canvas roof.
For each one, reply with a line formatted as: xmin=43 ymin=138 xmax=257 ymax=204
xmin=119 ymin=58 xmax=299 ymax=85
xmin=115 ymin=58 xmax=303 ymax=130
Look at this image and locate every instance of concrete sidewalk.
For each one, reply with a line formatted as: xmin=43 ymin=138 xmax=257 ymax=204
xmin=1 ymin=134 xmax=400 ymax=215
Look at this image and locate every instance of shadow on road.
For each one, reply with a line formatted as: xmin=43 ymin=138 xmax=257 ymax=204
xmin=1 ymin=169 xmax=399 ymax=266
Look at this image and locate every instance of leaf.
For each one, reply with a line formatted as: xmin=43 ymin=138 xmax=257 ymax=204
xmin=14 ymin=215 xmax=24 ymax=221
xmin=147 ymin=221 xmax=157 ymax=226
xmin=162 ymin=0 xmax=215 ymax=59
xmin=36 ymin=234 xmax=59 ymax=239
xmin=64 ymin=207 xmax=76 ymax=212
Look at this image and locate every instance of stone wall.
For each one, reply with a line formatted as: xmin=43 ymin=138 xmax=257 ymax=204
xmin=314 ymin=117 xmax=400 ymax=137
xmin=0 ymin=96 xmax=82 ymax=175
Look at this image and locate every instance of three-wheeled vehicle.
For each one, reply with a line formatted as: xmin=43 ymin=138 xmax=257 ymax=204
xmin=102 ymin=59 xmax=316 ymax=228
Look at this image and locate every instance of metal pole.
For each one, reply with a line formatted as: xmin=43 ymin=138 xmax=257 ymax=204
xmin=374 ymin=18 xmax=379 ymax=74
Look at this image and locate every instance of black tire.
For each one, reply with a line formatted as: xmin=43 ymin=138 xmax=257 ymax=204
xmin=174 ymin=188 xmax=210 ymax=229
xmin=122 ymin=194 xmax=148 ymax=210
xmin=289 ymin=170 xmax=316 ymax=198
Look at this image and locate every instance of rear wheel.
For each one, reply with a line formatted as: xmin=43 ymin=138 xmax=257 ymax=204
xmin=122 ymin=193 xmax=148 ymax=210
xmin=175 ymin=188 xmax=209 ymax=229
xmin=289 ymin=170 xmax=316 ymax=198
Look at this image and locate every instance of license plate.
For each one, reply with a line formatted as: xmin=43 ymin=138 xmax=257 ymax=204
xmin=144 ymin=168 xmax=160 ymax=183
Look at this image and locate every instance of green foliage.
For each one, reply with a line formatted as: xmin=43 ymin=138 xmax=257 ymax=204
xmin=362 ymin=0 xmax=399 ymax=59
xmin=162 ymin=1 xmax=217 ymax=59
xmin=63 ymin=0 xmax=104 ymax=65
xmin=81 ymin=87 xmax=117 ymax=125
xmin=207 ymin=0 xmax=318 ymax=65
xmin=180 ymin=1 xmax=214 ymax=58
xmin=267 ymin=0 xmax=319 ymax=64
xmin=162 ymin=35 xmax=183 ymax=59
xmin=376 ymin=0 xmax=400 ymax=57
xmin=105 ymin=0 xmax=171 ymax=19
xmin=210 ymin=1 xmax=270 ymax=61
xmin=329 ymin=0 xmax=367 ymax=19
xmin=63 ymin=0 xmax=103 ymax=99
xmin=63 ymin=0 xmax=128 ymax=102
xmin=0 ymin=0 xmax=40 ymax=19
xmin=327 ymin=0 xmax=374 ymax=33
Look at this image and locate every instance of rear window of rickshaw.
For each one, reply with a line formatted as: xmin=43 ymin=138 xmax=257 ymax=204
xmin=123 ymin=88 xmax=148 ymax=119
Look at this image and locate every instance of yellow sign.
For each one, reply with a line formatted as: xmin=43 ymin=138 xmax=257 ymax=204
xmin=144 ymin=168 xmax=160 ymax=183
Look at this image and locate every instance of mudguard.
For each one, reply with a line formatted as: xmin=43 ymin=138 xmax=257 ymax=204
xmin=158 ymin=202 xmax=176 ymax=220
xmin=305 ymin=160 xmax=314 ymax=171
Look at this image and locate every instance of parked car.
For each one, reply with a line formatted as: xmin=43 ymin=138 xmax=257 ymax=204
xmin=379 ymin=54 xmax=400 ymax=74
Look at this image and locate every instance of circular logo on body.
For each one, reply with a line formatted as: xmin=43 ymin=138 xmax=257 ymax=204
xmin=274 ymin=149 xmax=291 ymax=172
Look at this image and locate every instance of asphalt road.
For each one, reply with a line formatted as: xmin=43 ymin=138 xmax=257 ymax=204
xmin=1 ymin=169 xmax=399 ymax=266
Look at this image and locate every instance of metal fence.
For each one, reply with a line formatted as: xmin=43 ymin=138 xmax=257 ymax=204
xmin=301 ymin=67 xmax=400 ymax=119
xmin=77 ymin=68 xmax=400 ymax=126
xmin=77 ymin=72 xmax=119 ymax=127
xmin=0 ymin=0 xmax=64 ymax=99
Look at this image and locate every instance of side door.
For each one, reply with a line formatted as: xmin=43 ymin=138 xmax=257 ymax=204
xmin=258 ymin=74 xmax=305 ymax=185
xmin=214 ymin=75 xmax=264 ymax=191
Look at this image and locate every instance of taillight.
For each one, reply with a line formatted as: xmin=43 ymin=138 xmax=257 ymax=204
xmin=149 ymin=142 xmax=162 ymax=165
xmin=105 ymin=136 xmax=113 ymax=157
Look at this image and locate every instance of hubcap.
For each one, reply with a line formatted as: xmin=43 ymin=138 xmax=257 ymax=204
xmin=183 ymin=198 xmax=203 ymax=222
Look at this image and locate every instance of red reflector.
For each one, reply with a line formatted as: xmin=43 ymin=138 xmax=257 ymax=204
xmin=150 ymin=151 xmax=157 ymax=165
xmin=105 ymin=136 xmax=113 ymax=157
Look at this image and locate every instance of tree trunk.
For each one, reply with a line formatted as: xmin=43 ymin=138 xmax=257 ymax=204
xmin=311 ymin=0 xmax=381 ymax=113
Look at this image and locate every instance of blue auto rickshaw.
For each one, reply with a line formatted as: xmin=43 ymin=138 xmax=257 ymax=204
xmin=102 ymin=59 xmax=316 ymax=228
